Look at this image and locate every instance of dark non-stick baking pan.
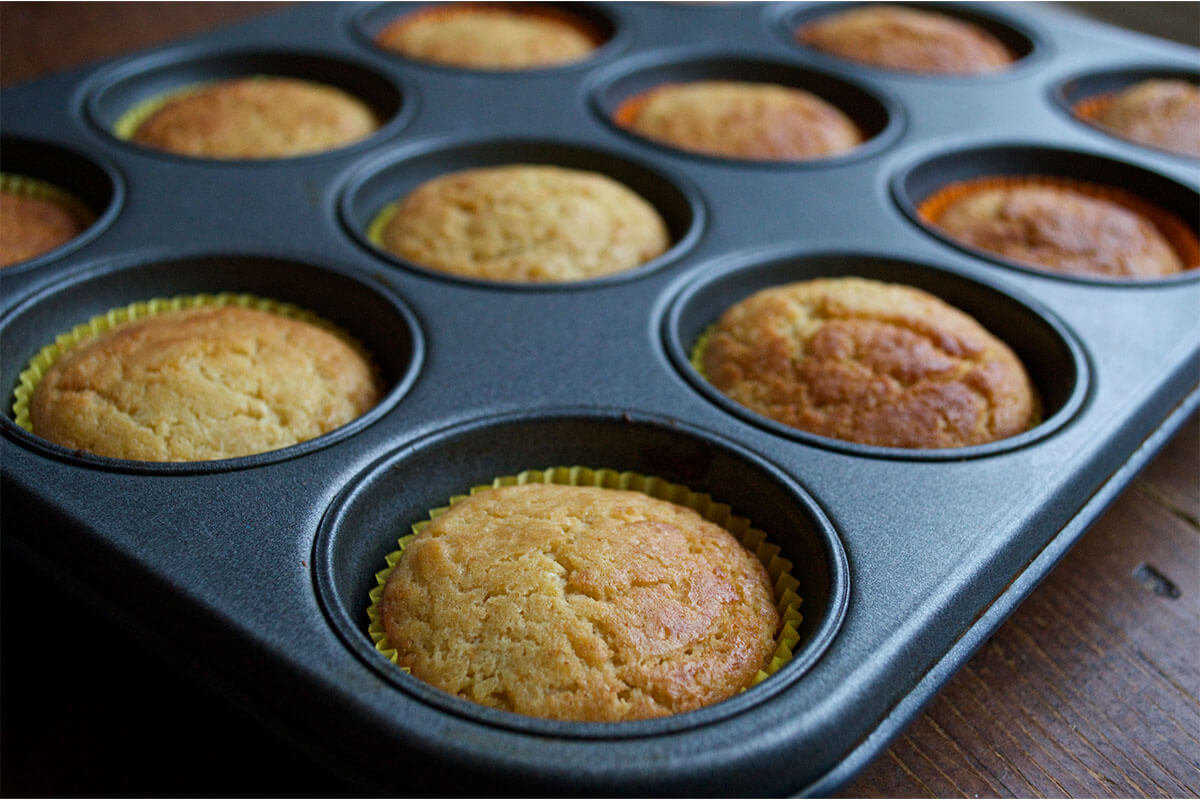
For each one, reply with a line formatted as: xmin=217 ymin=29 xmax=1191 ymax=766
xmin=2 ymin=3 xmax=1197 ymax=795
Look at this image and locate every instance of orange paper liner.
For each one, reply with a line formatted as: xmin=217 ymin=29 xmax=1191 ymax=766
xmin=1072 ymin=92 xmax=1115 ymax=125
xmin=367 ymin=466 xmax=804 ymax=692
xmin=917 ymin=175 xmax=1200 ymax=270
xmin=613 ymin=89 xmax=654 ymax=129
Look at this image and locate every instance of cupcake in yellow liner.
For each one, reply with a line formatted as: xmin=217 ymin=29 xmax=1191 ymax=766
xmin=365 ymin=165 xmax=671 ymax=283
xmin=113 ymin=76 xmax=379 ymax=159
xmin=1 ymin=173 xmax=96 ymax=268
xmin=367 ymin=466 xmax=803 ymax=722
xmin=918 ymin=174 xmax=1200 ymax=279
xmin=12 ymin=293 xmax=382 ymax=462
xmin=1073 ymin=79 xmax=1200 ymax=158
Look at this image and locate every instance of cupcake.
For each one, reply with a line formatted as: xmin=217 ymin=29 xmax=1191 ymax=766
xmin=376 ymin=3 xmax=601 ymax=70
xmin=375 ymin=164 xmax=671 ymax=282
xmin=0 ymin=176 xmax=93 ymax=268
xmin=376 ymin=482 xmax=780 ymax=722
xmin=125 ymin=77 xmax=378 ymax=159
xmin=27 ymin=304 xmax=381 ymax=461
xmin=1080 ymin=79 xmax=1200 ymax=158
xmin=796 ymin=4 xmax=1013 ymax=75
xmin=699 ymin=277 xmax=1038 ymax=449
xmin=924 ymin=177 xmax=1193 ymax=278
xmin=613 ymin=80 xmax=863 ymax=161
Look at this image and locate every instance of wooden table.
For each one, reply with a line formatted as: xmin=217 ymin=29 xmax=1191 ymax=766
xmin=2 ymin=4 xmax=1197 ymax=796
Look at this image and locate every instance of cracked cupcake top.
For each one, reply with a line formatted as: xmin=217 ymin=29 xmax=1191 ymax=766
xmin=796 ymin=4 xmax=1012 ymax=75
xmin=615 ymin=80 xmax=863 ymax=161
xmin=30 ymin=306 xmax=380 ymax=461
xmin=0 ymin=188 xmax=91 ymax=268
xmin=1090 ymin=79 xmax=1200 ymax=158
xmin=933 ymin=184 xmax=1186 ymax=278
xmin=379 ymin=483 xmax=779 ymax=722
xmin=380 ymin=164 xmax=671 ymax=283
xmin=700 ymin=277 xmax=1038 ymax=449
xmin=375 ymin=4 xmax=601 ymax=70
xmin=129 ymin=77 xmax=379 ymax=159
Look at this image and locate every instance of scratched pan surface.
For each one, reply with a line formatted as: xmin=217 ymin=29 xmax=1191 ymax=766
xmin=1 ymin=2 xmax=1197 ymax=795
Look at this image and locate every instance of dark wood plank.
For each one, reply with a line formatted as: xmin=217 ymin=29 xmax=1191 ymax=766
xmin=0 ymin=2 xmax=292 ymax=88
xmin=843 ymin=412 xmax=1200 ymax=798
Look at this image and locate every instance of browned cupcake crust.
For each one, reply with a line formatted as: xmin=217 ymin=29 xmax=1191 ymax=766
xmin=796 ymin=4 xmax=1013 ymax=74
xmin=614 ymin=80 xmax=863 ymax=161
xmin=31 ymin=306 xmax=381 ymax=461
xmin=701 ymin=277 xmax=1038 ymax=449
xmin=380 ymin=164 xmax=671 ymax=282
xmin=931 ymin=183 xmax=1187 ymax=278
xmin=376 ymin=3 xmax=600 ymax=70
xmin=130 ymin=77 xmax=378 ymax=159
xmin=1089 ymin=79 xmax=1200 ymax=158
xmin=0 ymin=190 xmax=90 ymax=268
xmin=380 ymin=483 xmax=780 ymax=722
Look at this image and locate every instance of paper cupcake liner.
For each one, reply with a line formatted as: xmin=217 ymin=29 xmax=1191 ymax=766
xmin=1072 ymin=92 xmax=1115 ymax=126
xmin=0 ymin=172 xmax=96 ymax=228
xmin=366 ymin=201 xmax=401 ymax=250
xmin=11 ymin=292 xmax=376 ymax=433
xmin=918 ymin=174 xmax=1200 ymax=269
xmin=367 ymin=466 xmax=804 ymax=689
xmin=112 ymin=81 xmax=220 ymax=141
xmin=612 ymin=89 xmax=656 ymax=129
xmin=689 ymin=325 xmax=716 ymax=380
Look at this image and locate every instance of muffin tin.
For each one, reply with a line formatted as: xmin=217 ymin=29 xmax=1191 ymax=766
xmin=1 ymin=2 xmax=1197 ymax=794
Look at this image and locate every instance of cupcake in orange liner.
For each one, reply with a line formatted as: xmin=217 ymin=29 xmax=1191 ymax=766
xmin=12 ymin=293 xmax=381 ymax=462
xmin=0 ymin=173 xmax=95 ymax=268
xmin=795 ymin=4 xmax=1013 ymax=75
xmin=693 ymin=277 xmax=1040 ymax=450
xmin=375 ymin=3 xmax=603 ymax=70
xmin=115 ymin=76 xmax=379 ymax=159
xmin=613 ymin=80 xmax=864 ymax=161
xmin=918 ymin=175 xmax=1199 ymax=279
xmin=367 ymin=467 xmax=804 ymax=723
xmin=1073 ymin=79 xmax=1200 ymax=158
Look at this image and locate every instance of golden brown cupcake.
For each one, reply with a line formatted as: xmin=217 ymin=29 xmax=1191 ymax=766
xmin=925 ymin=178 xmax=1193 ymax=278
xmin=700 ymin=277 xmax=1038 ymax=449
xmin=376 ymin=3 xmax=601 ymax=70
xmin=378 ymin=164 xmax=671 ymax=282
xmin=1081 ymin=79 xmax=1200 ymax=158
xmin=30 ymin=305 xmax=381 ymax=461
xmin=0 ymin=185 xmax=91 ymax=268
xmin=128 ymin=77 xmax=378 ymax=159
xmin=613 ymin=80 xmax=863 ymax=161
xmin=379 ymin=482 xmax=779 ymax=722
xmin=796 ymin=4 xmax=1013 ymax=74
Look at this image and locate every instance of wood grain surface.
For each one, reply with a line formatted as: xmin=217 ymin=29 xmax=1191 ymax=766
xmin=2 ymin=4 xmax=1197 ymax=797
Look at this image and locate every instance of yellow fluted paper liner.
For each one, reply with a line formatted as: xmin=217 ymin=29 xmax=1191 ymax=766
xmin=11 ymin=292 xmax=374 ymax=433
xmin=689 ymin=325 xmax=716 ymax=380
xmin=367 ymin=466 xmax=804 ymax=689
xmin=113 ymin=82 xmax=219 ymax=141
xmin=366 ymin=201 xmax=401 ymax=250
